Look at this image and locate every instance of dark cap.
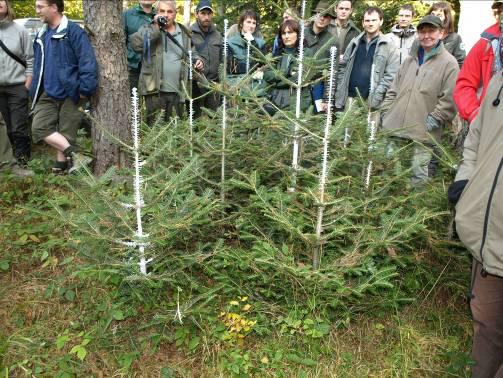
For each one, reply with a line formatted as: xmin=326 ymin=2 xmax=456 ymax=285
xmin=417 ymin=15 xmax=443 ymax=29
xmin=196 ymin=0 xmax=213 ymax=12
xmin=492 ymin=0 xmax=503 ymax=9
xmin=314 ymin=1 xmax=336 ymax=18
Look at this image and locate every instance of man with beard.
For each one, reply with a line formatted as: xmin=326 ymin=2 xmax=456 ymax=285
xmin=190 ymin=0 xmax=222 ymax=118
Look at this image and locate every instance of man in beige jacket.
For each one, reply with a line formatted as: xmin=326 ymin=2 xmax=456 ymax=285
xmin=448 ymin=70 xmax=503 ymax=376
xmin=381 ymin=15 xmax=459 ymax=185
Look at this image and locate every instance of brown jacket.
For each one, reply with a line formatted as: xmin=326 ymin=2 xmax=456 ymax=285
xmin=455 ymin=72 xmax=503 ymax=277
xmin=381 ymin=42 xmax=459 ymax=143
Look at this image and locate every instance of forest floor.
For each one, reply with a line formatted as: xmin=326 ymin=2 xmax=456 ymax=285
xmin=0 ymin=145 xmax=473 ymax=377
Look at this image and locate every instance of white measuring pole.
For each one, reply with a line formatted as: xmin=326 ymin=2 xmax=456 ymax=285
xmin=221 ymin=19 xmax=229 ymax=203
xmin=131 ymin=88 xmax=148 ymax=274
xmin=365 ymin=120 xmax=377 ymax=190
xmin=188 ymin=49 xmax=194 ymax=157
xmin=313 ymin=46 xmax=337 ymax=270
xmin=288 ymin=0 xmax=306 ymax=192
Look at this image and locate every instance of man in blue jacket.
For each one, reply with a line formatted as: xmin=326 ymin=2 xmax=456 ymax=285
xmin=31 ymin=0 xmax=98 ymax=173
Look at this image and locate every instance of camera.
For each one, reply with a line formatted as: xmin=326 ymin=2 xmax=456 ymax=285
xmin=157 ymin=16 xmax=168 ymax=28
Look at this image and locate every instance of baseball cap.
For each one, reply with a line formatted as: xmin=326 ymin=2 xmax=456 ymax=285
xmin=196 ymin=0 xmax=213 ymax=12
xmin=417 ymin=15 xmax=443 ymax=29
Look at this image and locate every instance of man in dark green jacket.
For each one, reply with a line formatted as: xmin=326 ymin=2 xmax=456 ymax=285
xmin=329 ymin=0 xmax=360 ymax=59
xmin=190 ymin=0 xmax=222 ymax=118
xmin=304 ymin=1 xmax=337 ymax=112
xmin=123 ymin=0 xmax=156 ymax=91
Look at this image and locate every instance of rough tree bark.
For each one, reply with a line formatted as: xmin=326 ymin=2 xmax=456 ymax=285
xmin=83 ymin=0 xmax=130 ymax=175
xmin=183 ymin=0 xmax=192 ymax=27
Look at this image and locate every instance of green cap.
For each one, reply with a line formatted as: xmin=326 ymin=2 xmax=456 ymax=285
xmin=417 ymin=15 xmax=444 ymax=29
xmin=314 ymin=1 xmax=336 ymax=18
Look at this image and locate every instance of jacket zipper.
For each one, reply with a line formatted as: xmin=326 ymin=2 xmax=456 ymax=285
xmin=479 ymin=156 xmax=503 ymax=264
xmin=32 ymin=37 xmax=45 ymax=110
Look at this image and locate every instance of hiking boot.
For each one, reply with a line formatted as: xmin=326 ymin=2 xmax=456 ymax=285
xmin=9 ymin=164 xmax=35 ymax=178
xmin=52 ymin=160 xmax=69 ymax=175
xmin=16 ymin=155 xmax=30 ymax=168
xmin=68 ymin=152 xmax=92 ymax=174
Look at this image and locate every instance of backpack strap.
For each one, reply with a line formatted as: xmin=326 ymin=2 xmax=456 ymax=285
xmin=0 ymin=39 xmax=27 ymax=68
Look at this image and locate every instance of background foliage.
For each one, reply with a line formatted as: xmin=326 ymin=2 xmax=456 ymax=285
xmin=13 ymin=0 xmax=460 ymax=43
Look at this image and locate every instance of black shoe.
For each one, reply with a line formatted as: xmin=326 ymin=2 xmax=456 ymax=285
xmin=16 ymin=155 xmax=30 ymax=168
xmin=52 ymin=160 xmax=69 ymax=175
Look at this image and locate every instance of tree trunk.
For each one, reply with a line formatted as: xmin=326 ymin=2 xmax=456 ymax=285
xmin=183 ymin=0 xmax=192 ymax=27
xmin=83 ymin=0 xmax=131 ymax=175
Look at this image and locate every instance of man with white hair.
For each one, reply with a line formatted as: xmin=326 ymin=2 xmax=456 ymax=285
xmin=131 ymin=0 xmax=204 ymax=124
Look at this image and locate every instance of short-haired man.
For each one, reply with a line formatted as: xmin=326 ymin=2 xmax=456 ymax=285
xmin=30 ymin=0 xmax=98 ymax=173
xmin=328 ymin=0 xmax=360 ymax=57
xmin=454 ymin=0 xmax=503 ymax=124
xmin=190 ymin=0 xmax=222 ymax=118
xmin=386 ymin=4 xmax=417 ymax=64
xmin=334 ymin=6 xmax=399 ymax=111
xmin=123 ymin=0 xmax=156 ymax=92
xmin=380 ymin=15 xmax=459 ymax=185
xmin=131 ymin=0 xmax=204 ymax=125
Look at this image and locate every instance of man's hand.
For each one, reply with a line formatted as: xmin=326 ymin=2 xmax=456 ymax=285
xmin=426 ymin=114 xmax=442 ymax=132
xmin=152 ymin=15 xmax=161 ymax=30
xmin=194 ymin=59 xmax=204 ymax=71
xmin=24 ymin=76 xmax=32 ymax=90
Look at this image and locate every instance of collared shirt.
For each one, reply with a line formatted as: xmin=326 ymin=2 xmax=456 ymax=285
xmin=160 ymin=24 xmax=183 ymax=93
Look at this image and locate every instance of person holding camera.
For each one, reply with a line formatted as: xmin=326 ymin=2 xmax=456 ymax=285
xmin=131 ymin=0 xmax=204 ymax=125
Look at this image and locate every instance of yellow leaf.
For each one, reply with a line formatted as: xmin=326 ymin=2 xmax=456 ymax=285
xmin=240 ymin=296 xmax=248 ymax=302
xmin=241 ymin=304 xmax=251 ymax=312
xmin=29 ymin=235 xmax=40 ymax=243
xmin=261 ymin=356 xmax=269 ymax=364
xmin=229 ymin=301 xmax=239 ymax=306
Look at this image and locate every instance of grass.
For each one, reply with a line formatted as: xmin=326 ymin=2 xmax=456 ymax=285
xmin=0 ymin=141 xmax=474 ymax=377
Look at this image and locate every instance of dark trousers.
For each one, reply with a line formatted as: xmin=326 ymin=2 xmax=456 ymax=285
xmin=470 ymin=259 xmax=503 ymax=377
xmin=192 ymin=81 xmax=220 ymax=118
xmin=0 ymin=84 xmax=31 ymax=160
xmin=145 ymin=92 xmax=183 ymax=125
xmin=128 ymin=68 xmax=141 ymax=95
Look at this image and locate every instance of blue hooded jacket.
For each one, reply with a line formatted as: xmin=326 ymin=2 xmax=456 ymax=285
xmin=30 ymin=16 xmax=98 ymax=109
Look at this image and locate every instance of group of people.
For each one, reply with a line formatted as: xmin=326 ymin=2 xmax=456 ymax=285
xmin=0 ymin=0 xmax=96 ymax=177
xmin=1 ymin=0 xmax=503 ymax=374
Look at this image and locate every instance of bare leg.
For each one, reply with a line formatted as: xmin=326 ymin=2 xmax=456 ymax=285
xmin=44 ymin=132 xmax=71 ymax=161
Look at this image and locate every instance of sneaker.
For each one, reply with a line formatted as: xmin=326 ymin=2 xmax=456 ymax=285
xmin=8 ymin=164 xmax=34 ymax=178
xmin=52 ymin=160 xmax=69 ymax=175
xmin=68 ymin=152 xmax=92 ymax=174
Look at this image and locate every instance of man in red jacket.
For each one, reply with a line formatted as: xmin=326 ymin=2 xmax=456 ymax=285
xmin=453 ymin=0 xmax=503 ymax=124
